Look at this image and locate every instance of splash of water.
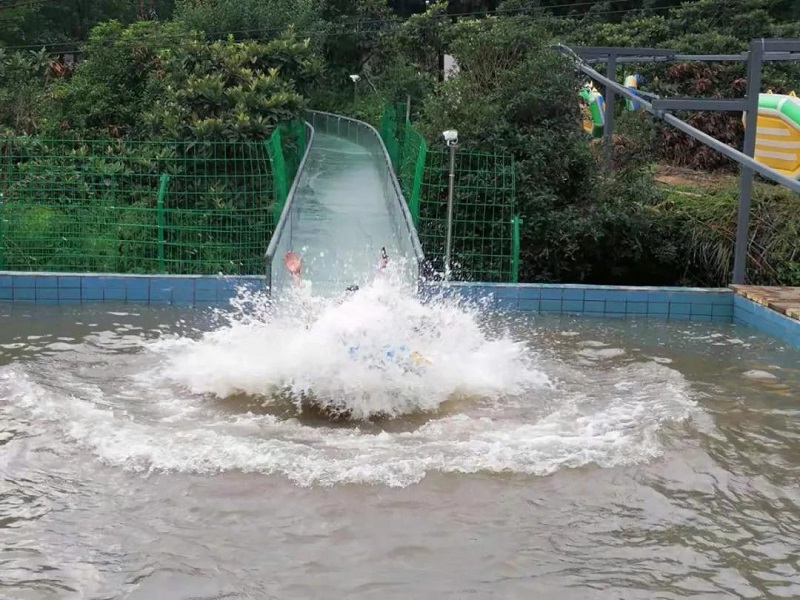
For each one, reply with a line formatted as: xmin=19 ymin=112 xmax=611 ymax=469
xmin=150 ymin=265 xmax=550 ymax=420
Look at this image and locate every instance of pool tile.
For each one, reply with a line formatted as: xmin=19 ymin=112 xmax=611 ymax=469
xmin=584 ymin=289 xmax=609 ymax=301
xmin=13 ymin=288 xmax=35 ymax=301
xmin=13 ymin=276 xmax=37 ymax=289
xmin=149 ymin=285 xmax=173 ymax=304
xmin=626 ymin=301 xmax=648 ymax=316
xmin=540 ymin=288 xmax=562 ymax=300
xmin=36 ymin=288 xmax=58 ymax=302
xmin=563 ymin=288 xmax=584 ymax=301
xmin=81 ymin=287 xmax=104 ymax=301
xmin=562 ymin=299 xmax=584 ymax=313
xmin=540 ymin=299 xmax=562 ymax=312
xmin=35 ymin=277 xmax=58 ymax=288
xmin=104 ymin=288 xmax=126 ymax=301
xmin=58 ymin=288 xmax=80 ymax=301
xmin=690 ymin=303 xmax=713 ymax=316
xmin=95 ymin=276 xmax=126 ymax=289
xmin=518 ymin=287 xmax=540 ymax=301
xmin=494 ymin=297 xmax=517 ymax=310
xmin=647 ymin=302 xmax=669 ymax=316
xmin=669 ymin=303 xmax=691 ymax=316
xmin=584 ymin=300 xmax=605 ymax=314
xmin=58 ymin=276 xmax=82 ymax=289
xmin=194 ymin=278 xmax=221 ymax=292
xmin=518 ymin=298 xmax=540 ymax=312
xmin=195 ymin=288 xmax=218 ymax=304
xmin=606 ymin=300 xmax=626 ymax=314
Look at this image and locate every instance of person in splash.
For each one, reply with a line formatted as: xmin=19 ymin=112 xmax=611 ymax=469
xmin=283 ymin=246 xmax=389 ymax=291
xmin=283 ymin=247 xmax=430 ymax=367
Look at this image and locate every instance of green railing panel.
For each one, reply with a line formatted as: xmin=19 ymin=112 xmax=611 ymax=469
xmin=377 ymin=103 xmax=517 ymax=283
xmin=417 ymin=147 xmax=516 ymax=283
xmin=0 ymin=121 xmax=306 ymax=275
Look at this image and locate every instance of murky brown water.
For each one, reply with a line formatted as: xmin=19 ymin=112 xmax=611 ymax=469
xmin=2 ymin=301 xmax=800 ymax=599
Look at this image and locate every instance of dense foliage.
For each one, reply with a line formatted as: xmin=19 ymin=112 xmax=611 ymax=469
xmin=1 ymin=0 xmax=800 ymax=283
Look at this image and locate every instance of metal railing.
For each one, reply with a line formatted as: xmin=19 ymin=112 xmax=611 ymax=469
xmin=264 ymin=120 xmax=315 ymax=293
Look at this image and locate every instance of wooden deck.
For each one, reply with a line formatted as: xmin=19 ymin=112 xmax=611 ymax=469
xmin=731 ymin=285 xmax=800 ymax=321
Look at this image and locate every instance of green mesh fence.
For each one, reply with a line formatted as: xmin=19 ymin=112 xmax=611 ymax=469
xmin=418 ymin=147 xmax=517 ymax=283
xmin=0 ymin=120 xmax=306 ymax=275
xmin=379 ymin=105 xmax=519 ymax=283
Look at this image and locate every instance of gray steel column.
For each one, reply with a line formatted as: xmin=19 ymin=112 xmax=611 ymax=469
xmin=444 ymin=143 xmax=456 ymax=281
xmin=604 ymin=52 xmax=617 ymax=169
xmin=733 ymin=39 xmax=764 ymax=285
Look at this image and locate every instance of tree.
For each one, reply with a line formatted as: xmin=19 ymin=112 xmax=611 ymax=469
xmin=43 ymin=20 xmax=194 ymax=138
xmin=173 ymin=0 xmax=318 ymax=42
xmin=144 ymin=33 xmax=322 ymax=141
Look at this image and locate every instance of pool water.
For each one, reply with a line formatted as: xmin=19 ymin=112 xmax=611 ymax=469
xmin=2 ymin=295 xmax=800 ymax=599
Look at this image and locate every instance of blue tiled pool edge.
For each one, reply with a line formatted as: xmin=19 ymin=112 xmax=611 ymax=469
xmin=424 ymin=282 xmax=800 ymax=350
xmin=2 ymin=273 xmax=799 ymax=349
xmin=733 ymin=294 xmax=800 ymax=349
xmin=425 ymin=282 xmax=734 ymax=322
xmin=0 ymin=272 xmax=264 ymax=306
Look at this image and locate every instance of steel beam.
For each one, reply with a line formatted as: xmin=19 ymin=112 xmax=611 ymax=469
xmin=604 ymin=53 xmax=616 ymax=168
xmin=584 ymin=52 xmax=800 ymax=64
xmin=759 ymin=38 xmax=800 ymax=53
xmin=732 ymin=41 xmax=765 ymax=285
xmin=570 ymin=46 xmax=676 ymax=58
xmin=651 ymin=98 xmax=747 ymax=112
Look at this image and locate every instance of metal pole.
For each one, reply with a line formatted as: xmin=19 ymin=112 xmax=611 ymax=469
xmin=604 ymin=52 xmax=617 ymax=169
xmin=405 ymin=94 xmax=411 ymax=123
xmin=560 ymin=47 xmax=800 ymax=192
xmin=733 ymin=39 xmax=764 ymax=285
xmin=444 ymin=143 xmax=456 ymax=281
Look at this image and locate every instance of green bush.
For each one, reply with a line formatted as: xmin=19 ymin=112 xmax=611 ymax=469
xmin=662 ymin=180 xmax=800 ymax=286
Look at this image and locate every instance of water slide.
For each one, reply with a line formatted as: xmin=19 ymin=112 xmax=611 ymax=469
xmin=265 ymin=111 xmax=424 ymax=298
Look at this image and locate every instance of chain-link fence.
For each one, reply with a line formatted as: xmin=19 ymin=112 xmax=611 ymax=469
xmin=379 ymin=104 xmax=520 ymax=283
xmin=0 ymin=120 xmax=306 ymax=275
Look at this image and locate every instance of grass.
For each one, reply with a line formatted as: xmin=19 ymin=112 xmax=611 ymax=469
xmin=649 ymin=163 xmax=800 ymax=287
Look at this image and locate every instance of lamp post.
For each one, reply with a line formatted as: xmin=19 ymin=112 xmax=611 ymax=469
xmin=442 ymin=129 xmax=458 ymax=281
xmin=349 ymin=74 xmax=360 ymax=104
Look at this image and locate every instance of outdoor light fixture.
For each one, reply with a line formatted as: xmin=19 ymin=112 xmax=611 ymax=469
xmin=349 ymin=74 xmax=361 ymax=103
xmin=443 ymin=129 xmax=458 ymax=146
xmin=442 ymin=129 xmax=459 ymax=281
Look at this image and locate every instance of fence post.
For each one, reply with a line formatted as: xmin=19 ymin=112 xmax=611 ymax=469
xmin=156 ymin=173 xmax=170 ymax=274
xmin=511 ymin=215 xmax=521 ymax=283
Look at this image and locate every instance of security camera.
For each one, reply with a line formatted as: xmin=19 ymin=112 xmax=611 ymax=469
xmin=442 ymin=129 xmax=458 ymax=146
xmin=349 ymin=74 xmax=361 ymax=83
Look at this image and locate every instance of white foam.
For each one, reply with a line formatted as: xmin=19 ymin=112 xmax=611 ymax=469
xmin=0 ymin=358 xmax=696 ymax=487
xmin=148 ymin=274 xmax=549 ymax=420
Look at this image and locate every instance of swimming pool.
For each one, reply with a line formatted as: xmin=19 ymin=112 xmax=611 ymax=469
xmin=2 ymin=286 xmax=800 ymax=599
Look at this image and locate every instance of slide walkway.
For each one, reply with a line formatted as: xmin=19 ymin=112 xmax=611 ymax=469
xmin=266 ymin=111 xmax=424 ymax=298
